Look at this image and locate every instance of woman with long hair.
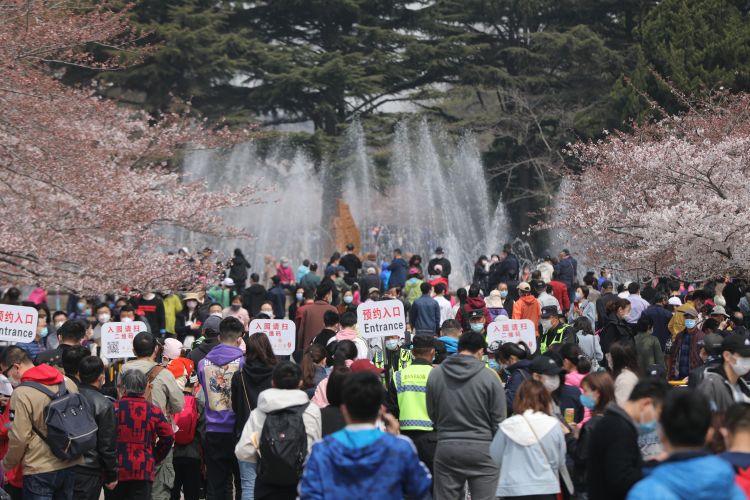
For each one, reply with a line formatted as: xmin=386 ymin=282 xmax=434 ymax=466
xmin=609 ymin=341 xmax=640 ymax=406
xmin=491 ymin=379 xmax=569 ymax=499
xmin=231 ymin=332 xmax=278 ymax=500
xmin=301 ymin=344 xmax=327 ymax=398
xmin=601 ymin=298 xmax=634 ymax=359
xmin=495 ymin=341 xmax=532 ymax=414
xmin=311 ymin=340 xmax=357 ymax=408
xmin=573 ymin=317 xmax=603 ymax=370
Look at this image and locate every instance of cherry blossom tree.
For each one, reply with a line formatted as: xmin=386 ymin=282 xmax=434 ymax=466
xmin=547 ymin=93 xmax=750 ymax=280
xmin=0 ymin=0 xmax=256 ymax=293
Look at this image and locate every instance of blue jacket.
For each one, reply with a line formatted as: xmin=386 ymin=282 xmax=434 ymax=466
xmin=409 ymin=294 xmax=440 ymax=335
xmin=642 ymin=304 xmax=673 ymax=352
xmin=627 ymin=452 xmax=745 ymax=500
xmin=266 ymin=285 xmax=286 ymax=319
xmin=438 ymin=336 xmax=458 ymax=354
xmin=505 ymin=359 xmax=531 ymax=414
xmin=298 ymin=426 xmax=432 ymax=499
xmin=387 ymin=258 xmax=408 ymax=289
xmin=555 ymin=258 xmax=575 ymax=287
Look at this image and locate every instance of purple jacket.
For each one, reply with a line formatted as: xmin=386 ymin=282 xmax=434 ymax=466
xmin=198 ymin=343 xmax=245 ymax=433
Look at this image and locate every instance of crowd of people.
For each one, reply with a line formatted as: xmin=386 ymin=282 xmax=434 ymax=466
xmin=1 ymin=243 xmax=750 ymax=500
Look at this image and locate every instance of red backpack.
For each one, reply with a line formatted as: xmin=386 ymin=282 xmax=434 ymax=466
xmin=173 ymin=394 xmax=198 ymax=445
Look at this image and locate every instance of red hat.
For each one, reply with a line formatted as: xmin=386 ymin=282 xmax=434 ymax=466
xmin=350 ymin=359 xmax=384 ymax=374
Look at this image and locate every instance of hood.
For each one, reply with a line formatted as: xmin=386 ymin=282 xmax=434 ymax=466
xmin=320 ymin=431 xmax=393 ymax=477
xmin=438 ymin=336 xmax=458 ymax=353
xmin=518 ymin=295 xmax=538 ymax=305
xmin=242 ymin=359 xmax=274 ymax=385
xmin=205 ymin=343 xmax=244 ymax=366
xmin=439 ymin=354 xmax=486 ymax=382
xmin=256 ymin=388 xmax=309 ymax=413
xmin=645 ymin=454 xmax=738 ymax=499
xmin=500 ymin=410 xmax=558 ymax=446
xmin=466 ymin=297 xmax=486 ymax=309
xmin=336 ymin=329 xmax=359 ymax=341
xmin=21 ymin=364 xmax=64 ymax=385
xmin=196 ymin=336 xmax=219 ymax=354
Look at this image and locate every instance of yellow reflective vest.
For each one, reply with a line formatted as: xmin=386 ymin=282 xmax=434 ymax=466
xmin=395 ymin=363 xmax=433 ymax=431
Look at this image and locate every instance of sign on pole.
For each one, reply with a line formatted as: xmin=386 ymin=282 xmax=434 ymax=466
xmin=0 ymin=305 xmax=38 ymax=343
xmin=357 ymin=299 xmax=406 ymax=339
xmin=486 ymin=318 xmax=537 ymax=353
xmin=249 ymin=319 xmax=295 ymax=355
xmin=101 ymin=321 xmax=148 ymax=359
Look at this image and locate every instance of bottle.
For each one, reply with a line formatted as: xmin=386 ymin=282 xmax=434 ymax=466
xmin=564 ymin=408 xmax=575 ymax=425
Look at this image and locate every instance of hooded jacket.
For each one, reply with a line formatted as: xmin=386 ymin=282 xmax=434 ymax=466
xmin=3 ymin=364 xmax=82 ymax=474
xmin=230 ymin=359 xmax=274 ymax=437
xmin=627 ymin=451 xmax=745 ymax=500
xmin=298 ymin=425 xmax=432 ymax=500
xmin=198 ymin=343 xmax=245 ymax=433
xmin=697 ymin=364 xmax=750 ymax=413
xmin=505 ymin=359 xmax=532 ymax=414
xmin=187 ymin=335 xmax=219 ymax=366
xmin=490 ymin=410 xmax=566 ymax=497
xmin=234 ymin=388 xmax=321 ymax=464
xmin=512 ymin=294 xmax=541 ymax=326
xmin=426 ymin=354 xmax=506 ymax=441
xmin=455 ymin=296 xmax=492 ymax=328
xmin=329 ymin=329 xmax=369 ymax=360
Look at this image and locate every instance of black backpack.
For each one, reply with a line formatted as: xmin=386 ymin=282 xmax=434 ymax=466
xmin=20 ymin=382 xmax=98 ymax=460
xmin=257 ymin=403 xmax=308 ymax=486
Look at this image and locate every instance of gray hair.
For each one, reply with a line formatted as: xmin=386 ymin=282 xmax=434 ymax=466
xmin=118 ymin=368 xmax=147 ymax=396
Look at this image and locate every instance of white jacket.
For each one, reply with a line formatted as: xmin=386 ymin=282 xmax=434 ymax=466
xmin=234 ymin=388 xmax=322 ymax=463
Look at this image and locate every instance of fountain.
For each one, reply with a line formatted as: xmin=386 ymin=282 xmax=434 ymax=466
xmin=175 ymin=119 xmax=512 ymax=286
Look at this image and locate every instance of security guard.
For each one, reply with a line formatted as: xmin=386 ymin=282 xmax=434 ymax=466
xmin=388 ymin=335 xmax=437 ymax=473
xmin=539 ymin=305 xmax=574 ymax=354
xmin=373 ymin=334 xmax=413 ymax=388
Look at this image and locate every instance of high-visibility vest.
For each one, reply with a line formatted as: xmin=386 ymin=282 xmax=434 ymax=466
xmin=540 ymin=323 xmax=570 ymax=353
xmin=373 ymin=348 xmax=413 ymax=379
xmin=395 ymin=364 xmax=433 ymax=431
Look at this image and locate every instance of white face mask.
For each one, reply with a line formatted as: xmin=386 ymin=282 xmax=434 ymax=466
xmin=542 ymin=374 xmax=560 ymax=393
xmin=121 ymin=317 xmax=133 ymax=323
xmin=97 ymin=313 xmax=110 ymax=324
xmin=260 ymin=309 xmax=274 ymax=318
xmin=732 ymin=356 xmax=750 ymax=377
xmin=541 ymin=320 xmax=553 ymax=331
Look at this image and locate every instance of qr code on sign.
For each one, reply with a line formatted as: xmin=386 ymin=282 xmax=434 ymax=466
xmin=107 ymin=342 xmax=119 ymax=354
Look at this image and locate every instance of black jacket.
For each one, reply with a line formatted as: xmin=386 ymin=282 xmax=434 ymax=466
xmin=587 ymin=404 xmax=642 ymax=500
xmin=229 ymin=254 xmax=251 ymax=284
xmin=601 ymin=312 xmax=634 ymax=354
xmin=339 ymin=253 xmax=362 ymax=282
xmin=427 ymin=257 xmax=452 ymax=277
xmin=187 ymin=337 xmax=219 ymax=366
xmin=242 ymin=284 xmax=267 ymax=317
xmin=596 ymin=292 xmax=618 ymax=329
xmin=688 ymin=356 xmax=722 ymax=388
xmin=230 ymin=360 xmax=274 ymax=438
xmin=77 ymin=384 xmax=117 ymax=482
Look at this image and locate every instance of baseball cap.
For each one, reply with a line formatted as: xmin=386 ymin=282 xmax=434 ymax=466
xmin=541 ymin=306 xmax=559 ymax=319
xmin=533 ymin=280 xmax=546 ymax=291
xmin=368 ymin=287 xmax=380 ymax=295
xmin=682 ymin=307 xmax=699 ymax=318
xmin=722 ymin=334 xmax=750 ymax=356
xmin=222 ymin=277 xmax=235 ymax=287
xmin=468 ymin=309 xmax=485 ymax=320
xmin=529 ymin=356 xmax=563 ymax=376
xmin=668 ymin=296 xmax=682 ymax=306
xmin=350 ymin=359 xmax=384 ymax=374
xmin=366 ymin=267 xmax=376 ymax=275
xmin=701 ymin=333 xmax=725 ymax=356
xmin=711 ymin=305 xmax=730 ymax=318
xmin=202 ymin=315 xmax=222 ymax=335
xmin=517 ymin=282 xmax=531 ymax=292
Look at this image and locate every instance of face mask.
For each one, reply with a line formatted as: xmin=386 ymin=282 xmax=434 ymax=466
xmin=470 ymin=322 xmax=484 ymax=333
xmin=211 ymin=311 xmax=223 ymax=318
xmin=261 ymin=310 xmax=274 ymax=318
xmin=295 ymin=293 xmax=303 ymax=301
xmin=684 ymin=319 xmax=697 ymax=329
xmin=732 ymin=356 xmax=750 ymax=377
xmin=98 ymin=314 xmax=110 ymax=324
xmin=580 ymin=393 xmax=597 ymax=410
xmin=84 ymin=308 xmax=91 ymax=316
xmin=231 ymin=304 xmax=241 ymax=311
xmin=542 ymin=374 xmax=560 ymax=392
xmin=638 ymin=407 xmax=658 ymax=435
xmin=186 ymin=301 xmax=197 ymax=310
xmin=343 ymin=296 xmax=353 ymax=304
xmin=541 ymin=320 xmax=553 ymax=331
xmin=77 ymin=302 xmax=86 ymax=311
xmin=575 ymin=292 xmax=583 ymax=301
xmin=39 ymin=327 xmax=48 ymax=338
xmin=121 ymin=317 xmax=133 ymax=323
xmin=488 ymin=360 xmax=501 ymax=372
xmin=500 ymin=290 xmax=508 ymax=298
xmin=385 ymin=339 xmax=399 ymax=351
xmin=55 ymin=321 xmax=64 ymax=328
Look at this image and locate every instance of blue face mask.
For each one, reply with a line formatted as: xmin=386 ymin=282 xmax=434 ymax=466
xmin=470 ymin=322 xmax=484 ymax=333
xmin=500 ymin=290 xmax=508 ymax=298
xmin=76 ymin=302 xmax=85 ymax=312
xmin=684 ymin=319 xmax=697 ymax=329
xmin=579 ymin=393 xmax=596 ymax=410
xmin=295 ymin=293 xmax=303 ymax=301
xmin=40 ymin=327 xmax=48 ymax=338
xmin=343 ymin=296 xmax=353 ymax=304
xmin=638 ymin=420 xmax=658 ymax=435
xmin=488 ymin=360 xmax=501 ymax=372
xmin=385 ymin=339 xmax=399 ymax=351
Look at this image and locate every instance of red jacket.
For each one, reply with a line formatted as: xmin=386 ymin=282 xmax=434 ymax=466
xmin=114 ymin=396 xmax=174 ymax=482
xmin=549 ymin=280 xmax=570 ymax=312
xmin=455 ymin=297 xmax=492 ymax=328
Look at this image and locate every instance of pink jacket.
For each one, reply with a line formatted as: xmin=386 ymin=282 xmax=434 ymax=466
xmin=565 ymin=371 xmax=592 ymax=426
xmin=277 ymin=265 xmax=295 ymax=284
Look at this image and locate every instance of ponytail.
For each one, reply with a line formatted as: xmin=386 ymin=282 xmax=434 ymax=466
xmin=496 ymin=340 xmax=531 ymax=363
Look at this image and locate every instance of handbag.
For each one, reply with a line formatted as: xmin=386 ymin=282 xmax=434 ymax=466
xmin=521 ymin=413 xmax=575 ymax=495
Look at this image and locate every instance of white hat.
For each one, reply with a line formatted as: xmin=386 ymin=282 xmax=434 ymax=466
xmin=222 ymin=277 xmax=235 ymax=287
xmin=668 ymin=296 xmax=682 ymax=306
xmin=366 ymin=267 xmax=376 ymax=275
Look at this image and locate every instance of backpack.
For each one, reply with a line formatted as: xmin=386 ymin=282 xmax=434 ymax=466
xmin=20 ymin=381 xmax=98 ymax=460
xmin=143 ymin=365 xmax=165 ymax=403
xmin=734 ymin=465 xmax=750 ymax=497
xmin=173 ymin=394 xmax=198 ymax=445
xmin=257 ymin=403 xmax=309 ymax=486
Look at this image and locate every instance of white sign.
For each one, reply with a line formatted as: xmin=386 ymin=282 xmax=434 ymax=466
xmin=0 ymin=305 xmax=38 ymax=343
xmin=357 ymin=299 xmax=406 ymax=339
xmin=101 ymin=321 xmax=148 ymax=359
xmin=249 ymin=319 xmax=295 ymax=355
xmin=486 ymin=319 xmax=537 ymax=354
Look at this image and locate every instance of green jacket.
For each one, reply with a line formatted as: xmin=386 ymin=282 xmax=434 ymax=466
xmin=634 ymin=332 xmax=665 ymax=369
